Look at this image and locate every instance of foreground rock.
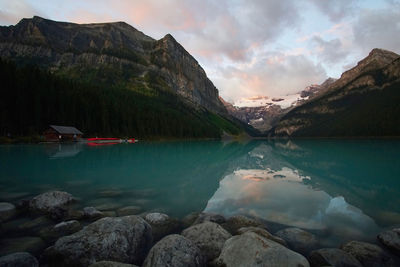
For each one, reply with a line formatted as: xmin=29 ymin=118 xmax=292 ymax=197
xmin=275 ymin=227 xmax=319 ymax=255
xmin=308 ymin=248 xmax=362 ymax=267
xmin=341 ymin=240 xmax=395 ymax=267
xmin=0 ymin=202 xmax=16 ymax=222
xmin=192 ymin=213 xmax=226 ymax=225
xmin=238 ymin=226 xmax=287 ymax=247
xmin=215 ymin=232 xmax=309 ymax=267
xmin=221 ymin=215 xmax=266 ymax=235
xmin=143 ymin=234 xmax=205 ymax=267
xmin=182 ymin=222 xmax=231 ymax=261
xmin=378 ymin=228 xmax=400 ymax=256
xmin=28 ymin=191 xmax=74 ymax=214
xmin=46 ymin=216 xmax=152 ymax=266
xmin=89 ymin=261 xmax=138 ymax=267
xmin=0 ymin=252 xmax=39 ymax=267
xmin=144 ymin=213 xmax=181 ymax=242
xmin=39 ymin=220 xmax=82 ymax=243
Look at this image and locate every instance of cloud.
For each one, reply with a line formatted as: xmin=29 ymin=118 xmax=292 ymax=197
xmin=0 ymin=0 xmax=45 ymax=25
xmin=215 ymin=52 xmax=327 ymax=101
xmin=353 ymin=7 xmax=400 ymax=55
xmin=307 ymin=0 xmax=359 ymax=22
xmin=311 ymin=36 xmax=350 ymax=64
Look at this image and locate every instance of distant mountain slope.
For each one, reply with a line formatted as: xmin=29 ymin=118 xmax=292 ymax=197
xmin=269 ymin=49 xmax=400 ymax=137
xmin=0 ymin=16 xmax=254 ymax=138
xmin=221 ymin=78 xmax=334 ymax=133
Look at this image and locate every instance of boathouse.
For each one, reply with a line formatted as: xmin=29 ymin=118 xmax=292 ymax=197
xmin=43 ymin=125 xmax=83 ymax=141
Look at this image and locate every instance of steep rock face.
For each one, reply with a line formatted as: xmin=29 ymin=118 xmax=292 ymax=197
xmin=0 ymin=16 xmax=226 ymax=115
xmin=270 ymin=49 xmax=400 ymax=137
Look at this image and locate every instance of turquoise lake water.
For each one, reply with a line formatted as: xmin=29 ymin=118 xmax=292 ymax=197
xmin=1 ymin=140 xmax=400 ymax=247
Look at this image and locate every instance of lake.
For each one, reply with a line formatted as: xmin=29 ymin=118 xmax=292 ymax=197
xmin=1 ymin=139 xmax=400 ymax=247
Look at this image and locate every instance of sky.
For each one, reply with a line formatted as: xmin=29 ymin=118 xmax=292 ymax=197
xmin=1 ymin=0 xmax=400 ymax=103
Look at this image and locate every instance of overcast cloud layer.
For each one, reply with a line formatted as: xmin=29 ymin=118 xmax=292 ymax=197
xmin=1 ymin=0 xmax=399 ymax=103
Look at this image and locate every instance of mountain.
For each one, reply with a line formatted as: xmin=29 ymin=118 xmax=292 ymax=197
xmin=0 ymin=16 xmax=250 ymax=138
xmin=269 ymin=48 xmax=400 ymax=137
xmin=222 ymin=78 xmax=334 ymax=132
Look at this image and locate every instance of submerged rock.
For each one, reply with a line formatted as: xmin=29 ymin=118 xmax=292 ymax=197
xmin=214 ymin=231 xmax=309 ymax=267
xmin=0 ymin=202 xmax=16 ymax=222
xmin=192 ymin=213 xmax=226 ymax=225
xmin=238 ymin=226 xmax=287 ymax=247
xmin=144 ymin=213 xmax=181 ymax=242
xmin=341 ymin=240 xmax=395 ymax=267
xmin=221 ymin=215 xmax=266 ymax=235
xmin=275 ymin=227 xmax=319 ymax=256
xmin=46 ymin=215 xmax=152 ymax=266
xmin=28 ymin=191 xmax=74 ymax=214
xmin=39 ymin=220 xmax=82 ymax=243
xmin=182 ymin=212 xmax=200 ymax=228
xmin=0 ymin=252 xmax=39 ymax=267
xmin=378 ymin=228 xmax=400 ymax=256
xmin=143 ymin=234 xmax=205 ymax=267
xmin=83 ymin=207 xmax=104 ymax=219
xmin=0 ymin=236 xmax=46 ymax=256
xmin=89 ymin=261 xmax=138 ymax=267
xmin=182 ymin=221 xmax=231 ymax=261
xmin=308 ymin=248 xmax=362 ymax=267
xmin=117 ymin=206 xmax=142 ymax=216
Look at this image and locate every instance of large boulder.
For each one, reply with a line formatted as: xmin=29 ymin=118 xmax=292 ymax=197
xmin=0 ymin=252 xmax=39 ymax=267
xmin=0 ymin=202 xmax=16 ymax=222
xmin=214 ymin=232 xmax=310 ymax=267
xmin=28 ymin=191 xmax=74 ymax=214
xmin=89 ymin=261 xmax=138 ymax=267
xmin=192 ymin=213 xmax=226 ymax=225
xmin=46 ymin=215 xmax=152 ymax=266
xmin=39 ymin=220 xmax=82 ymax=243
xmin=275 ymin=227 xmax=319 ymax=256
xmin=238 ymin=226 xmax=287 ymax=247
xmin=341 ymin=240 xmax=395 ymax=267
xmin=378 ymin=228 xmax=400 ymax=256
xmin=308 ymin=248 xmax=362 ymax=267
xmin=143 ymin=234 xmax=205 ymax=267
xmin=144 ymin=213 xmax=181 ymax=242
xmin=221 ymin=215 xmax=266 ymax=235
xmin=182 ymin=221 xmax=231 ymax=261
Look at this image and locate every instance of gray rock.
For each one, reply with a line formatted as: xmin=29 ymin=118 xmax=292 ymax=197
xmin=0 ymin=252 xmax=39 ymax=267
xmin=182 ymin=212 xmax=200 ymax=228
xmin=83 ymin=207 xmax=104 ymax=219
xmin=341 ymin=240 xmax=395 ymax=267
xmin=28 ymin=191 xmax=74 ymax=213
xmin=215 ymin=232 xmax=310 ymax=267
xmin=275 ymin=227 xmax=319 ymax=256
xmin=0 ymin=237 xmax=46 ymax=256
xmin=143 ymin=234 xmax=205 ymax=267
xmin=238 ymin=226 xmax=287 ymax=247
xmin=221 ymin=215 xmax=266 ymax=235
xmin=39 ymin=220 xmax=82 ymax=243
xmin=378 ymin=228 xmax=400 ymax=256
xmin=117 ymin=206 xmax=142 ymax=216
xmin=19 ymin=216 xmax=53 ymax=233
xmin=144 ymin=213 xmax=181 ymax=242
xmin=309 ymin=248 xmax=362 ymax=267
xmin=89 ymin=261 xmax=138 ymax=267
xmin=0 ymin=202 xmax=16 ymax=222
xmin=192 ymin=213 xmax=226 ymax=225
xmin=47 ymin=215 xmax=152 ymax=266
xmin=182 ymin=221 xmax=231 ymax=261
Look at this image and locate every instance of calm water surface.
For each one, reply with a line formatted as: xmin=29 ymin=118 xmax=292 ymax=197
xmin=1 ymin=140 xmax=400 ymax=247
